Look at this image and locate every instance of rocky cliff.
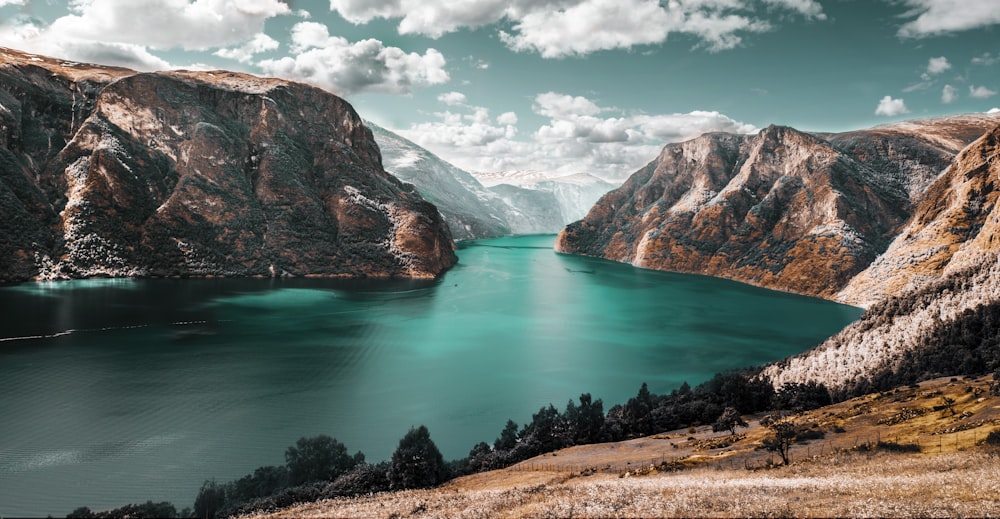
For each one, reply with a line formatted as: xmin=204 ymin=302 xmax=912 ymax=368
xmin=556 ymin=116 xmax=1000 ymax=300
xmin=763 ymin=123 xmax=1000 ymax=394
xmin=555 ymin=126 xmax=907 ymax=298
xmin=0 ymin=48 xmax=456 ymax=283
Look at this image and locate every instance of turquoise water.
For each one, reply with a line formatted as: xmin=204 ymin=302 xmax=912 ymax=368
xmin=0 ymin=235 xmax=861 ymax=515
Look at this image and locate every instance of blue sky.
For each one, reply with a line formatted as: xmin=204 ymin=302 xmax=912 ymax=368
xmin=1 ymin=0 xmax=998 ymax=177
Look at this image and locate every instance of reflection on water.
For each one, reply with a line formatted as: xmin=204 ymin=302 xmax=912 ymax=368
xmin=0 ymin=235 xmax=862 ymax=516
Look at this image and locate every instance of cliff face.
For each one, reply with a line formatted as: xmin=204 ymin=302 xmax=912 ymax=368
xmin=556 ymin=126 xmax=907 ymax=298
xmin=555 ymin=115 xmax=1000 ymax=300
xmin=838 ymin=123 xmax=1000 ymax=306
xmin=763 ymin=123 xmax=1000 ymax=393
xmin=0 ymin=48 xmax=456 ymax=283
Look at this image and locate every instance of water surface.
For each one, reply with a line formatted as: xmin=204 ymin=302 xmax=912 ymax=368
xmin=0 ymin=235 xmax=861 ymax=515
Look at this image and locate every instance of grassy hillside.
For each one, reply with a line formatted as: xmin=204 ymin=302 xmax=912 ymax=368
xmin=241 ymin=375 xmax=1000 ymax=518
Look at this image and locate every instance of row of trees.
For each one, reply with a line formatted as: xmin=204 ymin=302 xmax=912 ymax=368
xmin=66 ymin=370 xmax=836 ymax=518
xmin=189 ymin=425 xmax=449 ymax=518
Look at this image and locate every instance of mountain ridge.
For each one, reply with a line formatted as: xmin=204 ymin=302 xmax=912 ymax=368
xmin=0 ymin=47 xmax=456 ymax=283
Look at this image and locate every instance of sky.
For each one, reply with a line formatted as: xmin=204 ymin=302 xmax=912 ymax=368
xmin=1 ymin=1 xmax=998 ymax=178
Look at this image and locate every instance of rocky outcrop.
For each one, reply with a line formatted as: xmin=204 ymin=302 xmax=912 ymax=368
xmin=0 ymin=48 xmax=456 ymax=283
xmin=763 ymin=123 xmax=1000 ymax=393
xmin=556 ymin=126 xmax=908 ymax=299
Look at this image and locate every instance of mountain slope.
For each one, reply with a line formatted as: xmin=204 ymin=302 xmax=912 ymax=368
xmin=0 ymin=48 xmax=456 ymax=283
xmin=555 ymin=126 xmax=908 ymax=298
xmin=369 ymin=123 xmax=512 ymax=241
xmin=474 ymin=170 xmax=618 ymax=225
xmin=555 ymin=115 xmax=1000 ymax=300
xmin=764 ymin=123 xmax=1000 ymax=394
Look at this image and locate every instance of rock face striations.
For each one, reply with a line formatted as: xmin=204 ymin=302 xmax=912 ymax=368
xmin=556 ymin=126 xmax=908 ymax=298
xmin=556 ymin=116 xmax=1000 ymax=300
xmin=764 ymin=123 xmax=1000 ymax=394
xmin=0 ymin=48 xmax=456 ymax=283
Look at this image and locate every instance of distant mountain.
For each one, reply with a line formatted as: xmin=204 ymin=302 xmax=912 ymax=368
xmin=0 ymin=48 xmax=456 ymax=283
xmin=369 ymin=123 xmax=512 ymax=241
xmin=764 ymin=122 xmax=1000 ymax=395
xmin=370 ymin=126 xmax=618 ymax=238
xmin=474 ymin=170 xmax=618 ymax=224
xmin=556 ymin=115 xmax=1000 ymax=300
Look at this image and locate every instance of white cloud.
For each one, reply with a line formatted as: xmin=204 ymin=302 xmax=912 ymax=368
xmin=926 ymin=56 xmax=951 ymax=75
xmin=499 ymin=0 xmax=675 ymax=58
xmin=0 ymin=17 xmax=172 ymax=70
xmin=941 ymin=84 xmax=957 ymax=104
xmin=988 ymin=108 xmax=1000 ymax=114
xmin=875 ymin=95 xmax=910 ymax=116
xmin=257 ymin=22 xmax=449 ymax=96
xmin=496 ymin=111 xmax=518 ymax=125
xmin=762 ymin=0 xmax=826 ymax=20
xmin=969 ymin=85 xmax=998 ymax=99
xmin=437 ymin=91 xmax=467 ymax=106
xmin=327 ymin=0 xmax=825 ymax=57
xmin=897 ymin=0 xmax=1000 ymax=38
xmin=533 ymin=92 xmax=603 ymax=118
xmin=214 ymin=33 xmax=279 ymax=63
xmin=398 ymin=91 xmax=756 ymax=177
xmin=49 ymin=0 xmax=291 ymax=50
xmin=0 ymin=0 xmax=27 ymax=6
xmin=972 ymin=52 xmax=1000 ymax=66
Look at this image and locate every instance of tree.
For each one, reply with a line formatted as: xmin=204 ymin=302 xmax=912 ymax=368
xmin=193 ymin=480 xmax=227 ymax=519
xmin=712 ymin=406 xmax=748 ymax=436
xmin=388 ymin=425 xmax=448 ymax=489
xmin=285 ymin=435 xmax=363 ymax=486
xmin=494 ymin=419 xmax=519 ymax=451
xmin=761 ymin=415 xmax=797 ymax=465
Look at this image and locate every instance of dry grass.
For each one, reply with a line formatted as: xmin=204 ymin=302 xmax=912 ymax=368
xmin=242 ymin=376 xmax=1000 ymax=518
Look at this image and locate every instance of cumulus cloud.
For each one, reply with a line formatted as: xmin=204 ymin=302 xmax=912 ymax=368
xmin=437 ymin=91 xmax=467 ymax=106
xmin=0 ymin=0 xmax=27 ymax=6
xmin=0 ymin=16 xmax=172 ymax=70
xmin=897 ymin=0 xmax=1000 ymax=38
xmin=989 ymin=108 xmax=1000 ymax=114
xmin=214 ymin=33 xmax=279 ymax=63
xmin=926 ymin=56 xmax=951 ymax=75
xmin=969 ymin=85 xmax=998 ymax=99
xmin=326 ymin=0 xmax=825 ymax=57
xmin=49 ymin=0 xmax=291 ymax=50
xmin=941 ymin=84 xmax=957 ymax=104
xmin=875 ymin=95 xmax=910 ymax=116
xmin=398 ymin=91 xmax=756 ymax=176
xmin=257 ymin=22 xmax=449 ymax=96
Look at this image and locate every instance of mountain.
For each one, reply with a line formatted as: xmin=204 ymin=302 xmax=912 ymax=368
xmin=555 ymin=126 xmax=909 ymax=298
xmin=370 ymin=125 xmax=615 ymax=238
xmin=0 ymin=48 xmax=456 ymax=283
xmin=555 ymin=115 xmax=1000 ymax=300
xmin=764 ymin=123 xmax=1000 ymax=395
xmin=368 ymin=123 xmax=512 ymax=241
xmin=474 ymin=170 xmax=618 ymax=224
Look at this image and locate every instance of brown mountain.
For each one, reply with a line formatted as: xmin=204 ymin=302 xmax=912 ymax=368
xmin=555 ymin=125 xmax=908 ymax=298
xmin=765 ymin=123 xmax=1000 ymax=394
xmin=0 ymin=48 xmax=455 ymax=283
xmin=555 ymin=115 xmax=999 ymax=300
